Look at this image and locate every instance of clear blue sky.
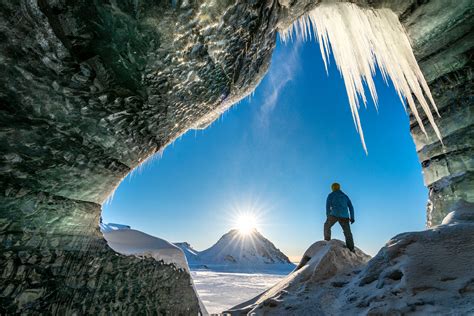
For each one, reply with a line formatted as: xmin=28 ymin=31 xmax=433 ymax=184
xmin=102 ymin=37 xmax=427 ymax=259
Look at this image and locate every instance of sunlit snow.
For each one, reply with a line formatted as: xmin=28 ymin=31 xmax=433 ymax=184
xmin=191 ymin=270 xmax=288 ymax=315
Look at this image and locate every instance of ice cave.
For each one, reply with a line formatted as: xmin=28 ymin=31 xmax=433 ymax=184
xmin=0 ymin=0 xmax=472 ymax=314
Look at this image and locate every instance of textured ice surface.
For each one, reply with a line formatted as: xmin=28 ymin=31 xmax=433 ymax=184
xmin=281 ymin=1 xmax=441 ymax=152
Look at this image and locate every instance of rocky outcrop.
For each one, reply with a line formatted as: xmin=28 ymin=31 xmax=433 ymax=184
xmin=0 ymin=0 xmax=472 ymax=313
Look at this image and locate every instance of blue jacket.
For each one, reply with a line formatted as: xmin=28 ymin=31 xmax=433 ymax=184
xmin=326 ymin=190 xmax=354 ymax=220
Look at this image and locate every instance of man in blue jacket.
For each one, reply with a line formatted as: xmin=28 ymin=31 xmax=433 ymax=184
xmin=325 ymin=182 xmax=355 ymax=252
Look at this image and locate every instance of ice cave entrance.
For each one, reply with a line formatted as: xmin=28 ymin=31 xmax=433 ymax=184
xmin=101 ymin=2 xmax=438 ymax=314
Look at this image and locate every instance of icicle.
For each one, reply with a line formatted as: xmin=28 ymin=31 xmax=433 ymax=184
xmin=280 ymin=1 xmax=442 ymax=153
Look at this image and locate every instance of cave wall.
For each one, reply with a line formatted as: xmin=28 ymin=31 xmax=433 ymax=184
xmin=397 ymin=0 xmax=473 ymax=226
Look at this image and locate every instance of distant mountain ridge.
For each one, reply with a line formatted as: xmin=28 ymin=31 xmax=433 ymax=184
xmin=175 ymin=229 xmax=294 ymax=268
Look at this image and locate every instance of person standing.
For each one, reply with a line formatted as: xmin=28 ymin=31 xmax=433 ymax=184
xmin=324 ymin=182 xmax=355 ymax=252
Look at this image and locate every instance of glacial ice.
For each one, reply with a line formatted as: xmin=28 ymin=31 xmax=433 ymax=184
xmin=281 ymin=1 xmax=442 ymax=152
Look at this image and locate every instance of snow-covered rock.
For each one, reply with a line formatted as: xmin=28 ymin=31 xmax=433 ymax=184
xmin=441 ymin=203 xmax=474 ymax=225
xmin=226 ymin=240 xmax=370 ymax=315
xmin=103 ymin=228 xmax=189 ymax=271
xmin=227 ymin=223 xmax=474 ymax=315
xmin=340 ymin=222 xmax=474 ymax=315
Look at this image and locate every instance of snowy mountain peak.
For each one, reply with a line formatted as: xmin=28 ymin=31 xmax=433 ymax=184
xmin=197 ymin=229 xmax=293 ymax=266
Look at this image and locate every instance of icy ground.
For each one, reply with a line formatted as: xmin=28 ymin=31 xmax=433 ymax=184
xmin=191 ymin=269 xmax=291 ymax=315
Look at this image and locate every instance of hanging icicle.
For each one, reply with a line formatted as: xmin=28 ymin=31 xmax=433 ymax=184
xmin=280 ymin=1 xmax=441 ymax=153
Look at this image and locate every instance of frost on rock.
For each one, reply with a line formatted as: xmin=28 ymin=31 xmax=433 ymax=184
xmin=280 ymin=1 xmax=441 ymax=152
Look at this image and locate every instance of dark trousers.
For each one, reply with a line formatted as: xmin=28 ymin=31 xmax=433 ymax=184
xmin=324 ymin=215 xmax=354 ymax=251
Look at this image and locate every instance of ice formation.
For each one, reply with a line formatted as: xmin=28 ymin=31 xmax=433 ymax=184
xmin=281 ymin=1 xmax=441 ymax=152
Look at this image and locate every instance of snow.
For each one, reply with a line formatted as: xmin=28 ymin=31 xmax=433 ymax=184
xmin=102 ymin=228 xmax=189 ymax=271
xmin=228 ymin=222 xmax=474 ymax=315
xmin=191 ymin=270 xmax=289 ymax=315
xmin=281 ymin=1 xmax=441 ymax=152
xmin=176 ymin=230 xmax=296 ymax=313
xmin=100 ymin=220 xmax=474 ymax=314
xmin=338 ymin=222 xmax=474 ymax=314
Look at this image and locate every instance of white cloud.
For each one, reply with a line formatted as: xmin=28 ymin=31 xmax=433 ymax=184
xmin=256 ymin=38 xmax=303 ymax=130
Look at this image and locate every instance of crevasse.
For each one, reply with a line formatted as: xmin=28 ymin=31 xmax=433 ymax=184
xmin=280 ymin=1 xmax=441 ymax=153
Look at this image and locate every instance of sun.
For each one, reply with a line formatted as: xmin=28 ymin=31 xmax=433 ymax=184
xmin=235 ymin=214 xmax=258 ymax=236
